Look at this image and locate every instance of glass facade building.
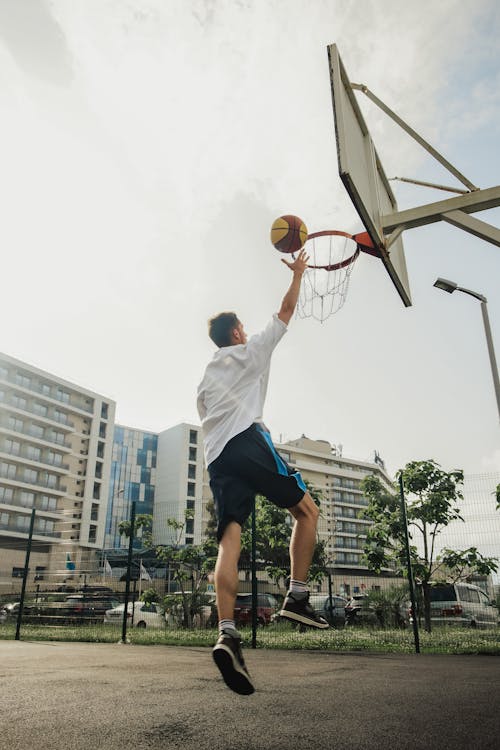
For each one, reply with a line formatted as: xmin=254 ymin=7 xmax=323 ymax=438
xmin=106 ymin=425 xmax=157 ymax=550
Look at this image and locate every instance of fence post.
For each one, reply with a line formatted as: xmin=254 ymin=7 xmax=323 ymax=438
xmin=15 ymin=508 xmax=36 ymax=641
xmin=121 ymin=501 xmax=136 ymax=644
xmin=251 ymin=500 xmax=258 ymax=648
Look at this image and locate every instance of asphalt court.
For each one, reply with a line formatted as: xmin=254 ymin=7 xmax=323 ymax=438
xmin=1 ymin=641 xmax=499 ymax=750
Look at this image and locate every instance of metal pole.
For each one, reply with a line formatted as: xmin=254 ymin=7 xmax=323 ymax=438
xmin=480 ymin=301 xmax=500 ymax=422
xmin=251 ymin=500 xmax=258 ymax=649
xmin=121 ymin=501 xmax=136 ymax=644
xmin=15 ymin=508 xmax=36 ymax=641
xmin=327 ymin=570 xmax=334 ymax=625
xmin=398 ymin=475 xmax=420 ymax=654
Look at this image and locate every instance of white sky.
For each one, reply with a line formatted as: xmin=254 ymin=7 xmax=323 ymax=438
xmin=0 ymin=0 xmax=499 ymax=478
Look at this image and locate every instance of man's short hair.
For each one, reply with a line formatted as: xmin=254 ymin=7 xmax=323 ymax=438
xmin=208 ymin=312 xmax=239 ymax=348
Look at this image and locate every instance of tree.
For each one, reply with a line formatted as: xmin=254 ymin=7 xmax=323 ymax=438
xmin=119 ymin=511 xmax=211 ymax=628
xmin=361 ymin=459 xmax=498 ymax=632
xmin=155 ymin=511 xmax=212 ymax=627
xmin=239 ymin=480 xmax=327 ymax=594
xmin=364 ymin=585 xmax=410 ymax=629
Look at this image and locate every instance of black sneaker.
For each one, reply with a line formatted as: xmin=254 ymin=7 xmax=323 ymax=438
xmin=279 ymin=592 xmax=329 ymax=629
xmin=212 ymin=631 xmax=255 ymax=695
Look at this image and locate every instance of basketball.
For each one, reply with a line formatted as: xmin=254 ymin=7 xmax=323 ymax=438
xmin=270 ymin=215 xmax=308 ymax=254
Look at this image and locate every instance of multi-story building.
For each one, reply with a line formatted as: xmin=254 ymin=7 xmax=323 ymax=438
xmin=155 ymin=423 xmax=204 ymax=547
xmin=104 ymin=422 xmax=204 ymax=553
xmin=276 ymin=435 xmax=397 ymax=596
xmin=0 ymin=352 xmax=115 ymax=592
xmin=105 ymin=425 xmax=158 ymax=551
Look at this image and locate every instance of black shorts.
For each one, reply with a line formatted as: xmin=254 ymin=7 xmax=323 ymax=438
xmin=208 ymin=423 xmax=307 ymax=541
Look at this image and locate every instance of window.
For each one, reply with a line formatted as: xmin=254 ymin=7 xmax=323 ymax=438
xmin=185 ymin=537 xmax=193 ymax=545
xmin=20 ymin=492 xmax=35 ymax=508
xmin=1 ymin=511 xmax=10 ymax=525
xmin=24 ymin=468 xmax=37 ymax=483
xmin=8 ymin=416 xmax=23 ymax=432
xmin=35 ymin=566 xmax=46 ymax=580
xmin=189 ymin=429 xmax=197 ymax=445
xmin=26 ymin=445 xmax=41 ymax=461
xmin=0 ymin=486 xmax=13 ymax=502
xmin=40 ymin=495 xmax=57 ymax=511
xmin=478 ymin=591 xmax=491 ymax=606
xmin=91 ymin=503 xmax=99 ymax=522
xmin=33 ymin=403 xmax=48 ymax=417
xmin=30 ymin=424 xmax=44 ymax=439
xmin=93 ymin=482 xmax=101 ymax=500
xmin=12 ymin=567 xmax=26 ymax=578
xmin=36 ymin=518 xmax=54 ymax=535
xmin=0 ymin=462 xmax=16 ymax=479
xmin=88 ymin=526 xmax=97 ymax=543
xmin=97 ymin=441 xmax=105 ymax=458
xmin=15 ymin=373 xmax=31 ymax=388
xmin=189 ymin=446 xmax=197 ymax=461
xmin=186 ymin=499 xmax=195 ymax=510
xmin=16 ymin=515 xmax=31 ymax=531
xmin=48 ymin=450 xmax=62 ymax=466
xmin=188 ymin=464 xmax=196 ymax=479
xmin=41 ymin=383 xmax=51 ymax=396
xmin=187 ymin=482 xmax=195 ymax=497
xmin=50 ymin=430 xmax=65 ymax=445
xmin=5 ymin=439 xmax=21 ymax=455
xmin=0 ymin=365 xmax=8 ymax=380
xmin=56 ymin=388 xmax=70 ymax=404
xmin=101 ymin=402 xmax=109 ymax=419
xmin=95 ymin=461 xmax=103 ymax=479
xmin=12 ymin=394 xmax=27 ymax=410
xmin=185 ymin=518 xmax=194 ymax=535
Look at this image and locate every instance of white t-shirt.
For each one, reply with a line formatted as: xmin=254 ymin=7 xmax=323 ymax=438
xmin=197 ymin=314 xmax=287 ymax=466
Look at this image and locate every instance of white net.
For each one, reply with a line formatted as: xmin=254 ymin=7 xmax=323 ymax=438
xmin=296 ymin=232 xmax=360 ymax=322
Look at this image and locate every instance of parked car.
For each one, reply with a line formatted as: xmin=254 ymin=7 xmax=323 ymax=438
xmin=429 ymin=583 xmax=498 ymax=629
xmin=1 ymin=602 xmax=20 ymax=620
xmin=309 ymin=594 xmax=347 ymax=628
xmin=104 ymin=601 xmax=166 ymax=629
xmin=233 ymin=593 xmax=279 ymax=627
xmin=165 ymin=592 xmax=216 ymax=628
xmin=344 ymin=594 xmax=378 ymax=626
xmin=23 ymin=594 xmax=120 ymax=625
xmin=0 ymin=606 xmax=7 ymax=623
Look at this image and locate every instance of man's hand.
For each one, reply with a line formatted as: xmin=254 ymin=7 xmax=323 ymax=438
xmin=281 ymin=248 xmax=309 ymax=274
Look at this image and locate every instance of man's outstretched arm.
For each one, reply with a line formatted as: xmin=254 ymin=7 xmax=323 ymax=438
xmin=278 ymin=248 xmax=309 ymax=325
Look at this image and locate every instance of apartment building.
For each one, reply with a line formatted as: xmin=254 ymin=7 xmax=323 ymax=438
xmin=0 ymin=352 xmax=115 ymax=592
xmin=154 ymin=423 xmax=204 ymax=547
xmin=276 ymin=435 xmax=397 ymax=596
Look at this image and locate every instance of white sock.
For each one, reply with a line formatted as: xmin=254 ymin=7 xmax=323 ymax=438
xmin=219 ymin=618 xmax=238 ymax=635
xmin=289 ymin=579 xmax=308 ymax=595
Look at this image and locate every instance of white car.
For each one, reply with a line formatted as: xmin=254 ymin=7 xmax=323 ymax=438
xmin=104 ymin=601 xmax=166 ymax=629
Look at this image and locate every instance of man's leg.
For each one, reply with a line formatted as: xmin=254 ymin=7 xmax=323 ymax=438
xmin=214 ymin=521 xmax=241 ymax=624
xmin=212 ymin=521 xmax=254 ymax=695
xmin=279 ymin=492 xmax=328 ymax=629
xmin=288 ymin=492 xmax=319 ymax=582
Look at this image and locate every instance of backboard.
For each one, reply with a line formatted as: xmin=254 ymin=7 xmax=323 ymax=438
xmin=327 ymin=43 xmax=412 ymax=307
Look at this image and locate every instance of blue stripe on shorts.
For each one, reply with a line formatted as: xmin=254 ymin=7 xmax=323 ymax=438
xmin=256 ymin=426 xmax=307 ymax=493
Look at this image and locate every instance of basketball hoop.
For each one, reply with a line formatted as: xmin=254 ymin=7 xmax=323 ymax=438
xmin=296 ymin=230 xmax=377 ymax=322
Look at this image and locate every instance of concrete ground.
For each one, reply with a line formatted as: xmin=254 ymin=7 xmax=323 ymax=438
xmin=0 ymin=640 xmax=499 ymax=750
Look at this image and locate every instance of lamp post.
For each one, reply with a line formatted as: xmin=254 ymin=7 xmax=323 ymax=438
xmin=433 ymin=277 xmax=500 ymax=422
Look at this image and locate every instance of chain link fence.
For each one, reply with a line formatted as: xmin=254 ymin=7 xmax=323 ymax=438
xmin=1 ymin=474 xmax=499 ymax=652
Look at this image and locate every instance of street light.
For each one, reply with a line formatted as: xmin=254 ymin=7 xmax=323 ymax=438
xmin=433 ymin=277 xmax=500 ymax=421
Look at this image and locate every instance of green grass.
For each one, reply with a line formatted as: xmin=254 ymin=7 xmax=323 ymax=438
xmin=1 ymin=621 xmax=499 ymax=653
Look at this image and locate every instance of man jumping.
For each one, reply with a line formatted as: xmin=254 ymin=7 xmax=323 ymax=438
xmin=197 ymin=248 xmax=328 ymax=695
